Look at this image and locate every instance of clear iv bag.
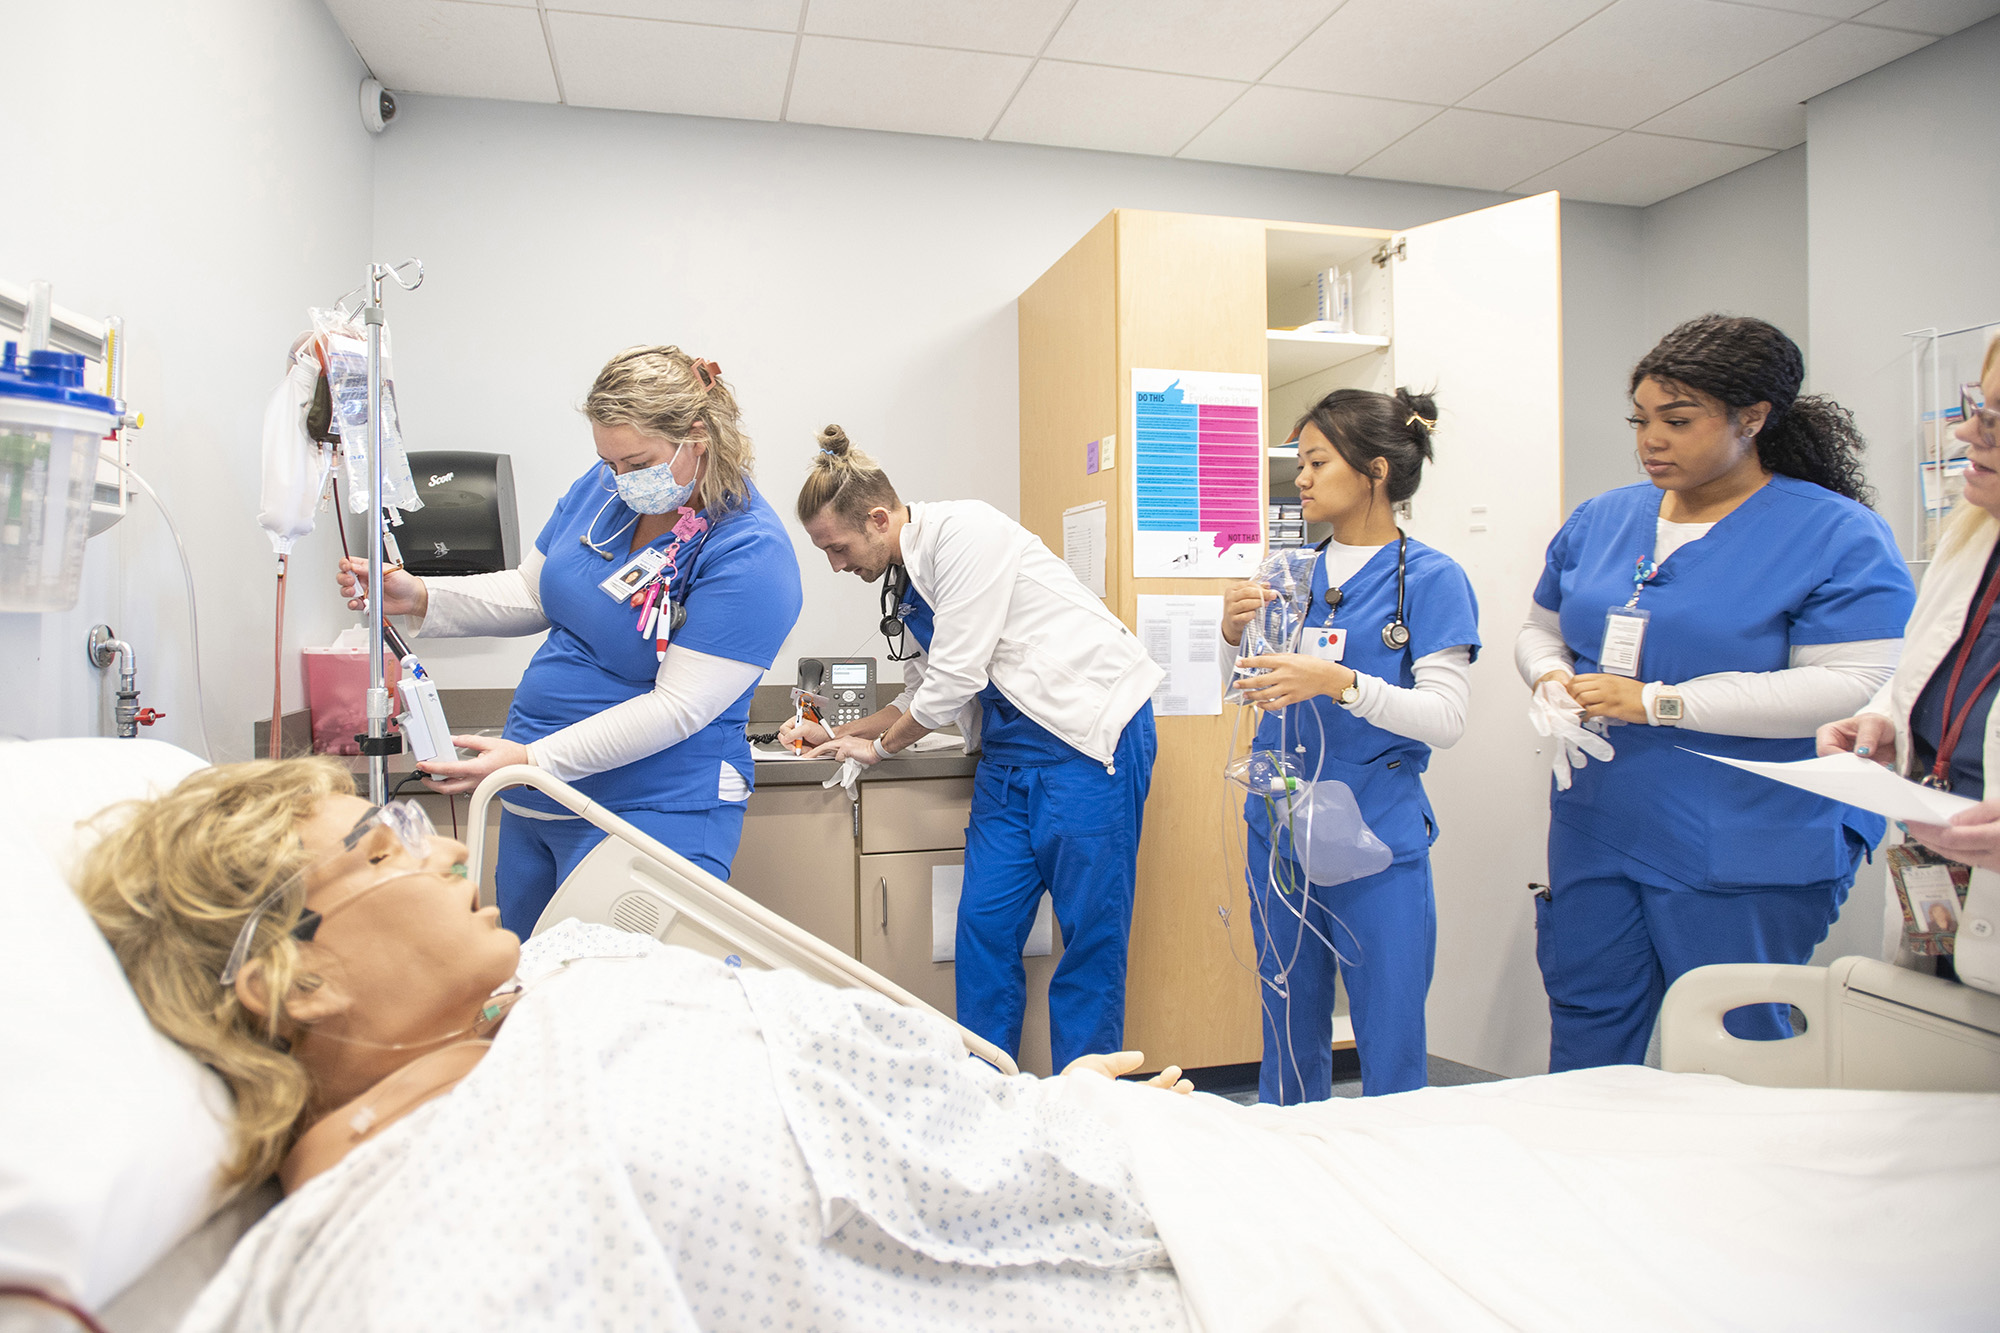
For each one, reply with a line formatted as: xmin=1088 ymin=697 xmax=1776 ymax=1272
xmin=310 ymin=306 xmax=421 ymax=515
xmin=1225 ymin=547 xmax=1319 ymax=705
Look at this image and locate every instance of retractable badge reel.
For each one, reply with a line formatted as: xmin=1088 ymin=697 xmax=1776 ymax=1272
xmin=1599 ymin=556 xmax=1656 ymax=678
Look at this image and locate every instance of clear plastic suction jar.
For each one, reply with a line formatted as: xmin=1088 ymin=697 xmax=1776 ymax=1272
xmin=0 ymin=344 xmax=119 ymax=612
xmin=1225 ymin=546 xmax=1320 ymax=705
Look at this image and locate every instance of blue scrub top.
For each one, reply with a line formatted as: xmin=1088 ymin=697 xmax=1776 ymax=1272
xmin=897 ymin=589 xmax=1077 ymax=767
xmin=1534 ymin=476 xmax=1915 ymax=889
xmin=504 ymin=466 xmax=803 ymax=813
xmin=1910 ymin=543 xmax=2000 ymax=800
xmin=1248 ymin=537 xmax=1481 ymax=865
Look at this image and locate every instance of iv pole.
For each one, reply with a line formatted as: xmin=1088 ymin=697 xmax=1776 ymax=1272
xmin=360 ymin=258 xmax=423 ymax=805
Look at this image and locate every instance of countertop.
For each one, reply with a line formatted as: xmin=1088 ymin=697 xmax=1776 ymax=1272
xmin=257 ymin=685 xmax=977 ymax=790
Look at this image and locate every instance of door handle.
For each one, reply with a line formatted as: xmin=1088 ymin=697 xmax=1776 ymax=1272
xmin=879 ymin=877 xmax=888 ymax=934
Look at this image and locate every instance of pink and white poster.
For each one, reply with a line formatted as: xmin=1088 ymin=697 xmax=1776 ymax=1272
xmin=1131 ymin=368 xmax=1263 ymax=578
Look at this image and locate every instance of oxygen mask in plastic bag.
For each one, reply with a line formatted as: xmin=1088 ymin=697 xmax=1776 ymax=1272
xmin=1230 ymin=748 xmax=1393 ymax=889
xmin=1226 ymin=547 xmax=1319 ymax=706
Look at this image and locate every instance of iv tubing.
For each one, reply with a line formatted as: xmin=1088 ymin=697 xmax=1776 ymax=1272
xmin=270 ymin=554 xmax=287 ymax=759
xmin=117 ymin=462 xmax=214 ymax=761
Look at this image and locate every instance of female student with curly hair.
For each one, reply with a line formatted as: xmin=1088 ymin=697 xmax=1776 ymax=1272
xmin=1516 ymin=315 xmax=1916 ymax=1070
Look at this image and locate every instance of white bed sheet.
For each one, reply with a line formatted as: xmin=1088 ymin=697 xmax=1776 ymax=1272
xmin=1060 ymin=1064 xmax=2000 ymax=1332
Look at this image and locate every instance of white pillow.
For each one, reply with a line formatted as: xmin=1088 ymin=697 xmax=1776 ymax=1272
xmin=0 ymin=739 xmax=232 ymax=1309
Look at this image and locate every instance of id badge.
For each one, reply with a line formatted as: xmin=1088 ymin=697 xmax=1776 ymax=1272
xmin=1598 ymin=606 xmax=1649 ymax=678
xmin=599 ymin=546 xmax=668 ymax=603
xmin=1886 ymin=844 xmax=1971 ymax=956
xmin=1305 ymin=626 xmax=1347 ymax=662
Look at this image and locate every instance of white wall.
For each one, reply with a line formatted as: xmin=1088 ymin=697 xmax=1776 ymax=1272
xmin=0 ymin=0 xmax=373 ymax=760
xmin=372 ymin=96 xmax=1648 ymax=702
xmin=1564 ymin=147 xmax=1812 ymax=510
xmin=1807 ymin=14 xmax=2000 ymax=965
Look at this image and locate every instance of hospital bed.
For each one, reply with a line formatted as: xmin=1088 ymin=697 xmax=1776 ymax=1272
xmin=6 ymin=742 xmax=1999 ymax=1332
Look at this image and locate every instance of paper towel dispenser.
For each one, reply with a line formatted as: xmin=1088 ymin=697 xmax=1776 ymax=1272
xmin=396 ymin=451 xmax=521 ymax=575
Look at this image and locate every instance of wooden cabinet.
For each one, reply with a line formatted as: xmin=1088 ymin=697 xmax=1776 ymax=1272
xmin=734 ymin=784 xmax=859 ymax=956
xmin=1019 ymin=198 xmax=1565 ymax=1077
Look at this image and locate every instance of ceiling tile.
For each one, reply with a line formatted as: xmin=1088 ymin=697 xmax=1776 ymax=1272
xmin=1639 ymin=21 xmax=1933 ymax=148
xmin=991 ymin=61 xmax=1247 ymax=156
xmin=325 ymin=0 xmax=559 ymax=101
xmin=548 ymin=12 xmax=794 ymax=119
xmin=1850 ymin=0 xmax=2000 ymax=33
xmin=1178 ymin=85 xmax=1441 ymax=175
xmin=1512 ymin=131 xmax=1772 ymax=205
xmin=803 ymin=0 xmax=1072 ymax=55
xmin=1351 ymin=109 xmax=1617 ymax=192
xmin=1043 ymin=0 xmax=1344 ymax=80
xmin=1265 ymin=0 xmax=1609 ymax=105
xmin=1737 ymin=0 xmax=1879 ymax=14
xmin=1461 ymin=0 xmax=1833 ymax=128
xmin=786 ymin=38 xmax=1030 ymax=138
xmin=547 ymin=1 xmax=802 ymax=30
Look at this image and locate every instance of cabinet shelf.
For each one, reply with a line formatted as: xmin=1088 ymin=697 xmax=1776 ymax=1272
xmin=1265 ymin=328 xmax=1390 ymax=389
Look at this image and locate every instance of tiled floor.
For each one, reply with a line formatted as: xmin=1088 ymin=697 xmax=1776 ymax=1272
xmin=1219 ymin=1055 xmax=1503 ymax=1105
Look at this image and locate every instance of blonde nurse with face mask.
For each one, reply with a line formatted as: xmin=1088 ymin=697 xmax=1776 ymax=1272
xmin=337 ymin=346 xmax=802 ymax=933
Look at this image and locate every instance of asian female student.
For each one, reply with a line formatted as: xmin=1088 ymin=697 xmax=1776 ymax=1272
xmin=1223 ymin=387 xmax=1480 ymax=1103
xmin=336 ymin=346 xmax=802 ymax=934
xmin=1517 ymin=315 xmax=1916 ymax=1072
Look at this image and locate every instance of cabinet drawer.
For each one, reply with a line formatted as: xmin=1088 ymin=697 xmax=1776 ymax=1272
xmin=734 ymin=784 xmax=859 ymax=956
xmin=858 ymin=849 xmax=1062 ymax=1076
xmin=859 ymin=778 xmax=973 ymax=854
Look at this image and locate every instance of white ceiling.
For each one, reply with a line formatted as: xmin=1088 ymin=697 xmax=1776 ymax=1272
xmin=323 ymin=0 xmax=1998 ymax=207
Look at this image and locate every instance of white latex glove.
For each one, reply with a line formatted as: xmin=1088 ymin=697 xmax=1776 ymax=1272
xmin=1528 ymin=680 xmax=1616 ymax=791
xmin=820 ymin=756 xmax=864 ymax=801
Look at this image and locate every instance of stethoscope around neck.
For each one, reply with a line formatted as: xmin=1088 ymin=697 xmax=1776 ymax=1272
xmin=1316 ymin=529 xmax=1410 ymax=651
xmin=879 ymin=564 xmax=917 ymax=661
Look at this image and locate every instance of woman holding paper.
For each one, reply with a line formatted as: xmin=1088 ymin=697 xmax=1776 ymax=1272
xmin=1819 ymin=334 xmax=2000 ymax=994
xmin=1517 ymin=315 xmax=1914 ymax=1071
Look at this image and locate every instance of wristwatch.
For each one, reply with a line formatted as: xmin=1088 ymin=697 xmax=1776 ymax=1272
xmin=1337 ymin=677 xmax=1361 ymax=707
xmin=1652 ymin=685 xmax=1684 ymax=725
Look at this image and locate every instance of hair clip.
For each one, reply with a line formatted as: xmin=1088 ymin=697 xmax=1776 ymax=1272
xmin=1406 ymin=412 xmax=1438 ymax=432
xmin=692 ymin=359 xmax=722 ymax=389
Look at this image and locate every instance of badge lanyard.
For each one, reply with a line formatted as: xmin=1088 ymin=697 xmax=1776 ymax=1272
xmin=1924 ymin=564 xmax=2000 ymax=791
xmin=1599 ymin=555 xmax=1657 ymax=678
xmin=602 ymin=508 xmax=711 ymax=661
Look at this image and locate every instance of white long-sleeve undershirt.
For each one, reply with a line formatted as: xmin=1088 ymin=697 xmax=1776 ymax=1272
xmin=1512 ymin=602 xmax=1899 ymax=739
xmin=410 ymin=550 xmax=762 ymax=784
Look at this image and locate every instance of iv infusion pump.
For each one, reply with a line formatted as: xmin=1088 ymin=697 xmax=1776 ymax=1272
xmin=796 ymin=657 xmax=881 ymax=728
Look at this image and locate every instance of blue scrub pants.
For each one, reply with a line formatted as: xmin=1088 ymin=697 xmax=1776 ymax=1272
xmin=1246 ymin=826 xmax=1435 ymax=1103
xmin=955 ymin=717 xmax=1155 ymax=1072
xmin=495 ymin=803 xmax=747 ymax=935
xmin=1538 ymin=819 xmax=1849 ymax=1071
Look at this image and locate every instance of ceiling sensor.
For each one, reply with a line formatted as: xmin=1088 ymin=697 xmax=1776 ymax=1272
xmin=360 ymin=78 xmax=397 ymax=135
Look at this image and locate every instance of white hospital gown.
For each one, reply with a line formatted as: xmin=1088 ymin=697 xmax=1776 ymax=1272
xmin=181 ymin=922 xmax=1188 ymax=1332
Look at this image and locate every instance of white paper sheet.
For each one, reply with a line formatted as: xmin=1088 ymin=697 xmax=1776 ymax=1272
xmin=1684 ymin=749 xmax=1978 ymax=823
xmin=931 ymin=863 xmax=1054 ymax=963
xmin=1061 ymin=501 xmax=1107 ymax=600
xmin=1137 ymin=594 xmax=1223 ymax=717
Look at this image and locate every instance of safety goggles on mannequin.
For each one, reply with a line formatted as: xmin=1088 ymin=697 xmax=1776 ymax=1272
xmin=218 ymin=799 xmax=459 ymax=987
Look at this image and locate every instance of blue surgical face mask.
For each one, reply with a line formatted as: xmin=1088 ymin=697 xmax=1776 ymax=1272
xmin=613 ymin=440 xmax=696 ymax=515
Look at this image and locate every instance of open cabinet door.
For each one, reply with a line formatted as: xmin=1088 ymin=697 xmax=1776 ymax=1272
xmin=1390 ymin=190 xmax=1563 ymax=1078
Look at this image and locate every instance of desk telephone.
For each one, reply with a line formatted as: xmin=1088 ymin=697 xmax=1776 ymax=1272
xmin=797 ymin=658 xmax=882 ymax=728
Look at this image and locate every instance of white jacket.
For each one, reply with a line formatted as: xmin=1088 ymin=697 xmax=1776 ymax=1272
xmin=1858 ymin=512 xmax=2000 ymax=995
xmin=892 ymin=500 xmax=1162 ymax=766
